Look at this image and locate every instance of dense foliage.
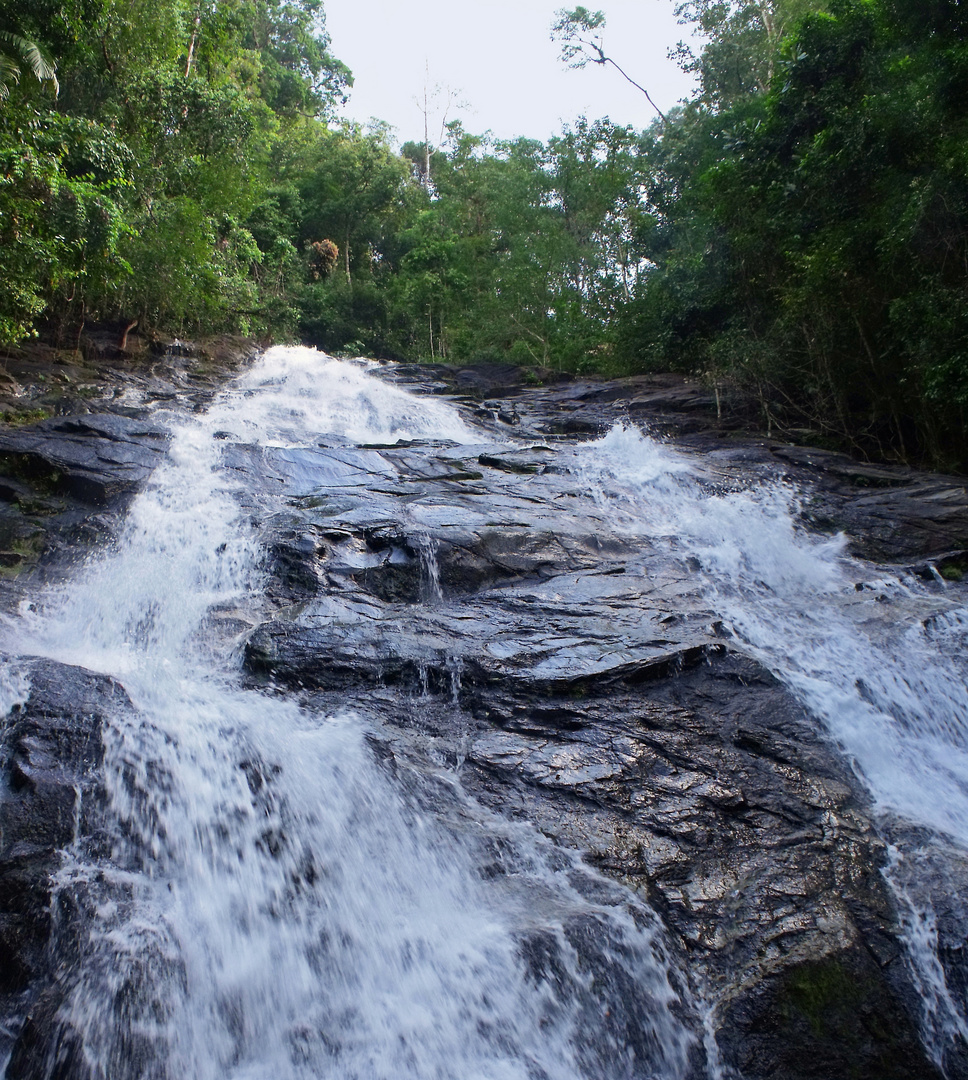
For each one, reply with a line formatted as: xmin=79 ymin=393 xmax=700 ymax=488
xmin=635 ymin=0 xmax=968 ymax=468
xmin=1 ymin=0 xmax=967 ymax=468
xmin=0 ymin=0 xmax=350 ymax=343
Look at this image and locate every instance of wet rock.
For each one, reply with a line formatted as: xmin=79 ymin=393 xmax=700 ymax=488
xmin=452 ymin=363 xmax=529 ymax=398
xmin=477 ymin=451 xmax=545 ymax=474
xmin=0 ymin=336 xmax=258 ymax=598
xmin=4 ymin=987 xmax=94 ymax=1080
xmin=461 ymin=651 xmax=906 ymax=1013
xmin=0 ymin=414 xmax=168 ymax=507
xmin=0 ymin=655 xmax=132 ymax=1066
xmin=0 ymin=414 xmax=167 ymax=595
xmin=2 ymin=349 xmax=966 ymax=1077
xmin=238 ymin=390 xmax=962 ymax=1079
xmin=384 ymin=362 xmax=968 ymax=565
xmin=264 ymin=615 xmax=937 ymax=1077
xmin=719 ymin=947 xmax=945 ymax=1080
xmin=0 ymin=658 xmax=186 ymax=1080
xmin=762 ymin=444 xmax=968 ymax=562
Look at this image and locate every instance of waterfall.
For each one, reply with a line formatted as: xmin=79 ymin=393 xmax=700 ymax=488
xmin=576 ymin=422 xmax=968 ymax=1068
xmin=1 ymin=349 xmax=695 ymax=1080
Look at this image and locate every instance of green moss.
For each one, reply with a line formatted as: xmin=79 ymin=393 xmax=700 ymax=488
xmin=440 ymin=470 xmax=484 ymax=482
xmin=0 ymin=453 xmax=62 ymax=495
xmin=13 ymin=495 xmax=61 ymax=516
xmin=768 ymin=953 xmax=932 ymax=1080
xmin=2 ymin=407 xmax=51 ymax=427
xmin=784 ymin=958 xmax=866 ymax=1039
xmin=0 ymin=532 xmax=45 ymax=577
xmin=941 ymin=565 xmax=964 ymax=582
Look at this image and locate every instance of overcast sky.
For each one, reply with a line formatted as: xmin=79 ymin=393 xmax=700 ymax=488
xmin=324 ymin=0 xmax=698 ymax=146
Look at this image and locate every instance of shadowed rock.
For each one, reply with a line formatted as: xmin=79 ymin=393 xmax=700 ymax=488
xmin=0 ymin=414 xmax=168 ymax=507
xmin=1 ymin=352 xmax=966 ymax=1078
xmin=0 ymin=657 xmax=135 ymax=1065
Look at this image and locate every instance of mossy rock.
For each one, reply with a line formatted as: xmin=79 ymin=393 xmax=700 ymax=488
xmin=1 ymin=408 xmax=51 ymax=428
xmin=719 ymin=948 xmax=945 ymax=1080
xmin=0 ymin=529 xmax=45 ymax=578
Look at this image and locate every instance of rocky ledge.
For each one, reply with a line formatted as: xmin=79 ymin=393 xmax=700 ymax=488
xmin=235 ymin=421 xmax=963 ymax=1079
xmin=0 ymin=336 xmax=258 ymax=592
xmin=0 ymin=656 xmax=132 ymax=1072
xmin=0 ymin=349 xmax=966 ymax=1078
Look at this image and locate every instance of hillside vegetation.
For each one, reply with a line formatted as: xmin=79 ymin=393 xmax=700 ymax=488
xmin=1 ymin=0 xmax=966 ymax=469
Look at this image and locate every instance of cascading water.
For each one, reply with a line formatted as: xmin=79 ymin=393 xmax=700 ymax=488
xmin=575 ymin=423 xmax=968 ymax=1071
xmin=1 ymin=349 xmax=695 ymax=1080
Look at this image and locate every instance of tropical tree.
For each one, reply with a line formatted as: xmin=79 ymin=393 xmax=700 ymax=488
xmin=0 ymin=30 xmax=57 ymax=103
xmin=670 ymin=0 xmax=826 ymax=109
xmin=621 ymin=0 xmax=968 ymax=468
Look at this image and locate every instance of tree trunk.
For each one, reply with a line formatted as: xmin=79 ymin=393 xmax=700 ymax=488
xmin=185 ymin=4 xmax=202 ymax=78
xmin=118 ymin=318 xmax=138 ymax=352
xmin=423 ymin=84 xmax=432 ymax=188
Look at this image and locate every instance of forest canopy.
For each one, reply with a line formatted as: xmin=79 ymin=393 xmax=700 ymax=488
xmin=1 ymin=0 xmax=967 ymax=470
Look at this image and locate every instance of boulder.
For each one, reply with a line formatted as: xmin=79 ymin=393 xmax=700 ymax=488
xmin=0 ymin=656 xmax=133 ymax=1066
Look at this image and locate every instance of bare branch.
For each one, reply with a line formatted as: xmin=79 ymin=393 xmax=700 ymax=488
xmin=551 ymin=8 xmax=666 ymax=126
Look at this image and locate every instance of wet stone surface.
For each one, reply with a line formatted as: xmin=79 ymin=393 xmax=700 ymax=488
xmin=0 ymin=353 xmax=966 ymax=1078
xmin=0 ymin=656 xmax=131 ymax=1063
xmin=227 ymin=381 xmax=963 ymax=1078
xmin=0 ymin=339 xmax=258 ymax=594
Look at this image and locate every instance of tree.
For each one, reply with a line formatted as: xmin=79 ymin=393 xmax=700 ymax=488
xmin=412 ymin=65 xmax=462 ymax=190
xmin=622 ymin=0 xmax=968 ymax=469
xmin=0 ymin=0 xmax=356 ymax=343
xmin=193 ymin=0 xmax=352 ymax=117
xmin=0 ymin=110 xmax=132 ymax=345
xmin=0 ymin=30 xmax=57 ymax=103
xmin=552 ymin=7 xmax=667 ymax=124
xmin=297 ymin=122 xmax=413 ymax=286
xmin=670 ymin=0 xmax=826 ymax=109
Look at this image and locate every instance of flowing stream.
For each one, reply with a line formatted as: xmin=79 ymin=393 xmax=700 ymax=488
xmin=576 ymin=424 xmax=968 ymax=1071
xmin=3 ymin=346 xmax=968 ymax=1078
xmin=1 ymin=348 xmax=695 ymax=1080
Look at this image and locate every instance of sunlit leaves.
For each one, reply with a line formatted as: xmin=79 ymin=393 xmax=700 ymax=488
xmin=0 ymin=110 xmax=132 ymax=343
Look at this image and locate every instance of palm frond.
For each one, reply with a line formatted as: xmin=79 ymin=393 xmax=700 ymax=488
xmin=0 ymin=31 xmax=59 ymax=98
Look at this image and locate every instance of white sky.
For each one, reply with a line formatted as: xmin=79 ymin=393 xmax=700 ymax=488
xmin=324 ymin=0 xmax=698 ymax=146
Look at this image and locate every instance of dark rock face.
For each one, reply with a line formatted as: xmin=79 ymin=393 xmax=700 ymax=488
xmin=248 ymin=630 xmax=939 ymax=1078
xmin=0 ymin=337 xmax=258 ymax=591
xmin=0 ymin=656 xmax=134 ymax=1069
xmin=720 ymin=948 xmax=944 ymax=1080
xmin=231 ymin=393 xmax=965 ymax=1078
xmin=0 ymin=414 xmax=169 ymax=507
xmin=386 ymin=361 xmax=968 ymax=565
xmin=0 ymin=414 xmax=167 ymax=604
xmin=0 ymin=354 xmax=966 ymax=1078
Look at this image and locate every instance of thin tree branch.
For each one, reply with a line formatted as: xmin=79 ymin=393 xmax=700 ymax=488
xmin=590 ymin=46 xmax=668 ymax=126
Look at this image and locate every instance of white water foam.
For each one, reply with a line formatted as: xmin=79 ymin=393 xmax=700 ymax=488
xmin=577 ymin=423 xmax=968 ymax=844
xmin=576 ymin=422 xmax=968 ymax=1066
xmin=221 ymin=345 xmax=477 ymax=449
xmin=2 ymin=351 xmax=694 ymax=1080
xmin=0 ymin=659 xmax=29 ymax=720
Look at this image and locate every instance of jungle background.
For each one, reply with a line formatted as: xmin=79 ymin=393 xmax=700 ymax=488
xmin=1 ymin=0 xmax=966 ymax=469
